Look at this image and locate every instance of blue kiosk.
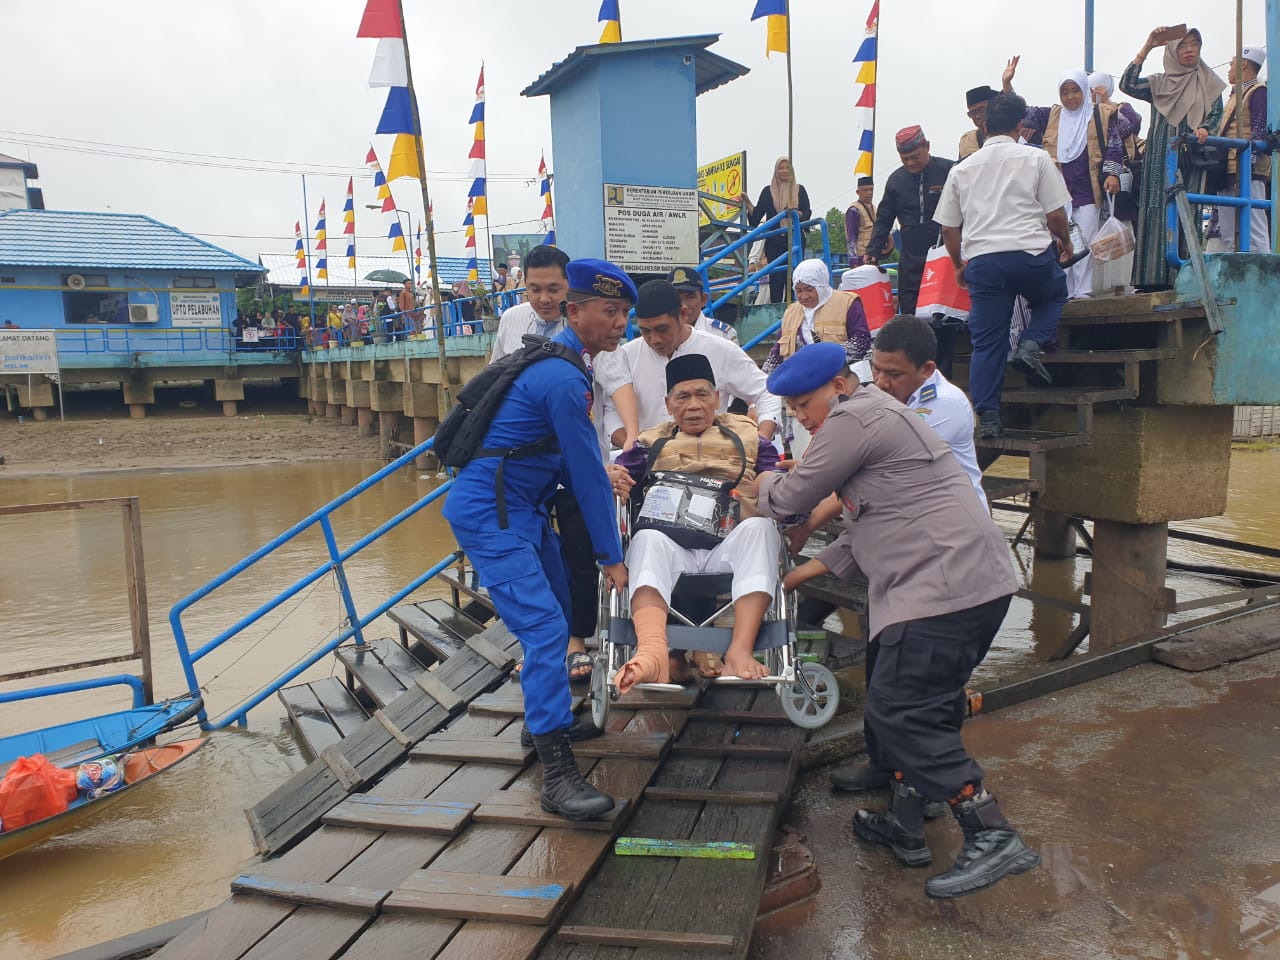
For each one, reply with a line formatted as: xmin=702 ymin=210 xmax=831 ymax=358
xmin=522 ymin=36 xmax=749 ymax=271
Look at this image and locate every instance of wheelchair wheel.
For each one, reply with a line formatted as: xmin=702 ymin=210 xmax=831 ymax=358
xmin=590 ymin=654 xmax=611 ymax=729
xmin=779 ymin=661 xmax=840 ymax=729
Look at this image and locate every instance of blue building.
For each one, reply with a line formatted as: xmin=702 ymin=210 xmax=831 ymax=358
xmin=0 ymin=209 xmax=286 ymax=418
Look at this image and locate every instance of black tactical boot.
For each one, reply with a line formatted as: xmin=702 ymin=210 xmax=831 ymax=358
xmin=521 ymin=717 xmax=602 ymax=749
xmin=829 ymin=762 xmax=892 ymax=793
xmin=532 ymin=729 xmax=615 ymax=821
xmin=852 ymin=780 xmax=931 ymax=867
xmin=925 ymin=792 xmax=1040 ymax=899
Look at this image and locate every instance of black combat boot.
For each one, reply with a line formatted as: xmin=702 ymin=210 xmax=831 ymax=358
xmin=924 ymin=792 xmax=1040 ymax=899
xmin=521 ymin=717 xmax=602 ymax=749
xmin=852 ymin=780 xmax=931 ymax=867
xmin=532 ymin=729 xmax=615 ymax=821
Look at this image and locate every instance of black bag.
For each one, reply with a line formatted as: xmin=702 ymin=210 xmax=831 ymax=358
xmin=632 ymin=425 xmax=747 ymax=550
xmin=433 ymin=335 xmax=588 ymax=528
xmin=1181 ymin=138 xmax=1229 ymax=195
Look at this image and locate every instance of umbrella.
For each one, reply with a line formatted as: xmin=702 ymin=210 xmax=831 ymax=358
xmin=364 ymin=269 xmax=410 ymax=283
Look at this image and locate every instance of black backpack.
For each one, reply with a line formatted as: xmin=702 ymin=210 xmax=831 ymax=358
xmin=433 ymin=335 xmax=589 ymax=526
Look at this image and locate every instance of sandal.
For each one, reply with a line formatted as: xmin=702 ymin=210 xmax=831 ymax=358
xmin=687 ymin=650 xmax=724 ymax=679
xmin=566 ymin=650 xmax=593 ymax=684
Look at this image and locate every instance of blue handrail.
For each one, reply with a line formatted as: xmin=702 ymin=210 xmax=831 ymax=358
xmin=1166 ymin=134 xmax=1273 ymax=267
xmin=0 ymin=674 xmax=145 ymax=709
xmin=698 ymin=211 xmax=831 ymax=317
xmin=169 ymin=436 xmax=459 ymax=730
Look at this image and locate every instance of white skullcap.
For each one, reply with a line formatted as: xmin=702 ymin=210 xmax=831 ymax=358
xmin=1243 ymin=45 xmax=1267 ymax=68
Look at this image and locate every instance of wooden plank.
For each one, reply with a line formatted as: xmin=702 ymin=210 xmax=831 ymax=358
xmin=556 ymin=925 xmax=737 ymax=952
xmin=473 ymin=791 xmax=628 ymax=831
xmin=974 ymin=428 xmax=1092 ymax=453
xmin=1000 ymin=387 xmax=1137 ymax=405
xmin=670 ymin=743 xmax=796 ymax=759
xmin=982 ymin=476 xmax=1042 ymax=500
xmin=420 ymin=597 xmax=486 ymax=640
xmin=230 ymin=875 xmax=389 ymax=915
xmin=321 ymin=796 xmax=478 ymax=835
xmin=53 ymin=911 xmax=207 ymax=960
xmin=335 ymin=639 xmax=411 ymax=708
xmin=386 ymin=603 xmax=465 ymax=663
xmin=320 ymin=744 xmax=365 ymax=790
xmin=467 ymin=632 xmax=516 ymax=669
xmin=616 ymin=685 xmax=701 ymax=709
xmin=372 ymin=709 xmax=412 ymax=747
xmin=468 ymin=690 xmax=527 ymax=717
xmin=312 ymin=676 xmax=370 ymax=737
xmin=279 ymin=684 xmax=346 ymax=759
xmin=414 ymin=668 xmax=463 ymax=712
xmin=1153 ymin=606 xmax=1280 ymax=671
xmin=384 ymin=871 xmax=569 ymax=925
xmin=572 ymin=731 xmax=671 ymax=760
xmin=644 ymin=786 xmax=782 ymax=805
xmin=686 ymin=709 xmax=791 ymax=725
xmin=615 ymin=838 xmax=756 ymax=859
xmin=1044 ymin=347 xmax=1178 ymax=363
xmin=409 ymin=737 xmax=533 ymax=765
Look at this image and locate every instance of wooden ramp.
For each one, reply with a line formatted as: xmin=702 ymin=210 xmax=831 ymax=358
xmin=156 ymin=679 xmax=802 ymax=960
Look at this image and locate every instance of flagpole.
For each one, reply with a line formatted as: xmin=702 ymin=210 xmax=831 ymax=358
xmin=478 ymin=62 xmax=495 ymax=303
xmin=301 ymin=174 xmax=316 ymax=333
xmin=395 ymin=0 xmax=449 ymax=411
xmin=784 ymin=0 xmax=795 ymax=303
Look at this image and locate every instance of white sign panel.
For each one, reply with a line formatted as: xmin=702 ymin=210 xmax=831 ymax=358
xmin=603 ymin=183 xmax=699 ymax=274
xmin=0 ymin=329 xmax=59 ymax=375
xmin=170 ymin=291 xmax=222 ymax=328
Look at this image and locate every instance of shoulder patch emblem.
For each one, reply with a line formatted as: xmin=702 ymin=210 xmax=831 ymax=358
xmin=914 ymin=407 xmax=932 ymax=418
xmin=919 ymin=383 xmax=938 ymax=403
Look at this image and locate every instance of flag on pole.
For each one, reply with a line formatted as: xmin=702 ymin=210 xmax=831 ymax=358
xmin=852 ymin=1 xmax=879 ymax=177
xmin=598 ymin=0 xmax=621 ymax=43
xmin=295 ymin=221 xmax=310 ymax=297
xmin=751 ymin=0 xmax=788 ymax=57
xmin=376 ymin=86 xmax=421 ymax=181
xmin=314 ymin=200 xmax=327 ymax=251
xmin=466 ymin=66 xmax=488 ymax=217
xmin=356 ymin=0 xmax=402 ymax=38
xmin=314 ymin=200 xmax=328 ymax=280
xmin=414 ymin=226 xmax=422 ymax=280
xmin=344 ymin=178 xmax=356 ymax=270
xmin=369 ymin=38 xmax=407 ymax=87
xmin=538 ymin=153 xmax=557 ymax=246
xmin=388 ymin=218 xmax=406 ymax=253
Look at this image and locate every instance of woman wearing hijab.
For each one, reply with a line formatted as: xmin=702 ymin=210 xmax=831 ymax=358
xmin=740 ymin=157 xmax=813 ymax=304
xmin=763 ymin=259 xmax=871 ymax=456
xmin=1121 ymin=26 xmax=1225 ymax=288
xmin=1019 ymin=69 xmax=1142 ymax=298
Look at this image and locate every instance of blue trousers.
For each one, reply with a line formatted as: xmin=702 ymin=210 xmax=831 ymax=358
xmin=451 ymin=521 xmax=574 ymax=736
xmin=965 ymin=248 xmax=1068 ymax=414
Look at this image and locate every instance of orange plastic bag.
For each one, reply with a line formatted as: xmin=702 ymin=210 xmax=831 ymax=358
xmin=0 ymin=755 xmax=79 ymax=830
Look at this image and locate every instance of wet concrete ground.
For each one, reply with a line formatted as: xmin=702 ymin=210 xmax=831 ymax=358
xmin=753 ymin=650 xmax=1280 ymax=960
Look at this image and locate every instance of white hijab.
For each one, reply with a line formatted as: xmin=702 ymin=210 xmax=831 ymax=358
xmin=1056 ymin=69 xmax=1092 ymax=165
xmin=1088 ymin=70 xmax=1114 ymax=100
xmin=792 ymin=259 xmax=833 ymax=333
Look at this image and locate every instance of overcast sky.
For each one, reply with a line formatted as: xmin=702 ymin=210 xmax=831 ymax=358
xmin=0 ymin=0 xmax=1266 ymax=262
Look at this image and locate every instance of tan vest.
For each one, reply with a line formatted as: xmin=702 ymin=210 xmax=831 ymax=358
xmin=958 ymin=128 xmax=982 ymax=160
xmin=777 ymin=289 xmax=857 ymax=359
xmin=1039 ymin=102 xmax=1131 ymax=209
xmin=638 ymin=413 xmax=763 ymax=517
xmin=851 ymin=200 xmax=877 ymax=255
xmin=1221 ymin=81 xmax=1266 ymax=176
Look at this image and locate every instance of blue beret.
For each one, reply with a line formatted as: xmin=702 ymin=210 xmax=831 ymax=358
xmin=566 ymin=258 xmax=638 ymax=304
xmin=766 ymin=341 xmax=848 ymax=397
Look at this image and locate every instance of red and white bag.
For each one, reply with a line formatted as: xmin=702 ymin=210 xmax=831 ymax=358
xmin=914 ymin=245 xmax=971 ymax=322
xmin=839 ymin=265 xmax=895 ymax=334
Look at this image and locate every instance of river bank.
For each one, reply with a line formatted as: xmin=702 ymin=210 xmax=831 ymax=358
xmin=0 ymin=413 xmax=382 ymax=476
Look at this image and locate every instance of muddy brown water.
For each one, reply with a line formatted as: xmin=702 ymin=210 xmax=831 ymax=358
xmin=0 ymin=450 xmax=1276 ymax=959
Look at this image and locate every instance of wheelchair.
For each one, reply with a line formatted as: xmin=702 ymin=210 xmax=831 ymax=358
xmin=589 ymin=499 xmax=840 ymax=730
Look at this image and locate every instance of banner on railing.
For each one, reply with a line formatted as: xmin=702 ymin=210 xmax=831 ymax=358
xmin=0 ymin=328 xmax=59 ymax=375
xmin=171 ymin=292 xmax=222 ymax=329
xmin=697 ymin=151 xmax=746 ymax=226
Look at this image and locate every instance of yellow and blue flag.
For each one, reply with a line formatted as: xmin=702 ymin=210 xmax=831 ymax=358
xmin=751 ymin=0 xmax=787 ymax=57
xmin=598 ymin=0 xmax=621 ymax=43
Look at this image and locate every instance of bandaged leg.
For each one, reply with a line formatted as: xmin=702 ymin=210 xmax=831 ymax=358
xmin=616 ymin=591 xmax=670 ymax=695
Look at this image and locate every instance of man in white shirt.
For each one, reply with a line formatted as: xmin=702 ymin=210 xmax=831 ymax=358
xmin=596 ymin=280 xmax=780 ymax=446
xmin=932 ymin=92 xmax=1073 ymax=439
xmin=488 ymin=245 xmax=570 ymax=362
xmin=870 ymin=315 xmax=987 ymax=511
xmin=666 ymin=266 xmax=738 ymax=344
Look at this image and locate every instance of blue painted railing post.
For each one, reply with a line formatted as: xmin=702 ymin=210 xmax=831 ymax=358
xmin=319 ymin=514 xmax=366 ymax=648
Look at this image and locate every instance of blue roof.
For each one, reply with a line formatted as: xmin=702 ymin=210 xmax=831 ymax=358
xmin=522 ymin=35 xmax=749 ymax=99
xmin=259 ymin=252 xmax=493 ymax=289
xmin=0 ymin=209 xmax=265 ymax=273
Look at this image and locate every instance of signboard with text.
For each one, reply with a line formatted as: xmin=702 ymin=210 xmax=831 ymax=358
xmin=170 ymin=292 xmax=222 ymax=328
xmin=696 ymin=151 xmax=746 ymax=226
xmin=0 ymin=329 xmax=59 ymax=375
xmin=602 ymin=183 xmax=699 ymax=274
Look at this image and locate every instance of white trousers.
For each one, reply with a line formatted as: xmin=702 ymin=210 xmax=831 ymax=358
xmin=1207 ymin=180 xmax=1272 ymax=254
xmin=627 ymin=517 xmax=781 ymax=608
xmin=1066 ymin=202 xmax=1101 ymax=299
xmin=789 ymin=416 xmax=813 ymax=459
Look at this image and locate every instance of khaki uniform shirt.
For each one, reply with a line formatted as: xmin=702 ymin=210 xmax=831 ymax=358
xmin=757 ymin=385 xmax=1017 ymax=639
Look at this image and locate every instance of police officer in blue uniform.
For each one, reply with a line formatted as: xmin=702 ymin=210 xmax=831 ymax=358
xmin=442 ymin=258 xmax=636 ymax=821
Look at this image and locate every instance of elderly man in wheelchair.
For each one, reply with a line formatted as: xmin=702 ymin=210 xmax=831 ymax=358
xmin=603 ymin=352 xmax=790 ymax=694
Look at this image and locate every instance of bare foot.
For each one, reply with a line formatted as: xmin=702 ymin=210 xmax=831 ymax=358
xmin=668 ymin=654 xmax=695 ymax=684
xmin=722 ymin=650 xmax=769 ymax=680
xmin=615 ymin=654 xmax=670 ymax=696
xmin=688 ymin=650 xmax=724 ymax=679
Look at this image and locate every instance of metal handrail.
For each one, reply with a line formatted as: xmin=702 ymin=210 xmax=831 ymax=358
xmin=168 ymin=435 xmax=458 ymax=729
xmin=1166 ymin=133 xmax=1274 ymax=267
xmin=698 ymin=211 xmax=831 ymax=316
xmin=301 ymin=289 xmax=524 ymax=350
xmin=0 ymin=674 xmax=146 ymax=709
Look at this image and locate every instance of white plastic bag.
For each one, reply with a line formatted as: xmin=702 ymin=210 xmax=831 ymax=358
xmin=1091 ymin=196 xmax=1135 ymax=297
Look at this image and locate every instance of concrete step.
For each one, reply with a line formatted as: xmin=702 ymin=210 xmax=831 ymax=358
xmin=1044 ymin=348 xmax=1178 ymax=364
xmin=981 ymin=476 xmax=1042 ymax=500
xmin=974 ymin=429 xmax=1091 ymax=454
xmin=1001 ymin=387 xmax=1138 ymax=406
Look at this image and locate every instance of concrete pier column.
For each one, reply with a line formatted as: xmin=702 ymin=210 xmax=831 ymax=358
xmin=129 ymin=404 xmax=147 ymax=419
xmin=1034 ymin=510 xmax=1078 ymax=559
xmin=412 ymin=416 xmax=439 ymax=470
xmin=16 ymin=380 xmax=55 ymax=418
xmin=357 ymin=406 xmax=377 ymax=437
xmin=1089 ymin=521 xmax=1169 ymax=649
xmin=221 ymin=401 xmax=238 ymax=417
xmin=341 ymin=406 xmax=357 ymax=426
xmin=122 ymin=377 xmax=154 ymax=419
xmin=31 ymin=407 xmax=49 ymax=421
xmin=325 ymin=403 xmax=341 ymax=420
xmin=379 ymin=411 xmax=401 ymax=459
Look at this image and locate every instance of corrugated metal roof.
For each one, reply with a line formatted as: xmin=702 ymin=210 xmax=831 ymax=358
xmin=258 ymin=253 xmax=493 ymax=289
xmin=522 ymin=35 xmax=749 ymax=98
xmin=0 ymin=209 xmax=265 ymax=272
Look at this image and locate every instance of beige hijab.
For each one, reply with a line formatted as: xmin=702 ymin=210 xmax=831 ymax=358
xmin=769 ymin=157 xmax=800 ymax=211
xmin=1147 ymin=32 xmax=1227 ymax=130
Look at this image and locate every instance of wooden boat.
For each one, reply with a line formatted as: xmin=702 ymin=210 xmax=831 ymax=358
xmin=0 ymin=738 xmax=206 ymax=861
